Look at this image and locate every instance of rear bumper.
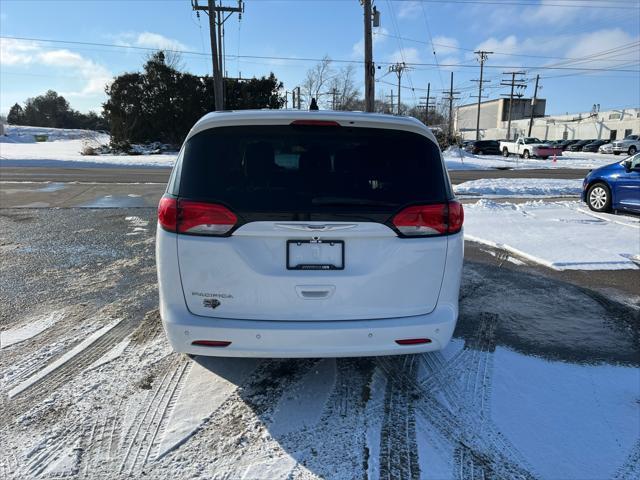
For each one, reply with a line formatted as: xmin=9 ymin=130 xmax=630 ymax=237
xmin=534 ymin=147 xmax=562 ymax=156
xmin=160 ymin=303 xmax=457 ymax=358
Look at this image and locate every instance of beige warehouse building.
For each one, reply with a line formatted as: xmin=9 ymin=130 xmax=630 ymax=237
xmin=455 ymin=99 xmax=639 ymax=141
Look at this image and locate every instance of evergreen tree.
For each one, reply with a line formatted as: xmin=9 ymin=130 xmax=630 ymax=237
xmin=7 ymin=103 xmax=25 ymax=125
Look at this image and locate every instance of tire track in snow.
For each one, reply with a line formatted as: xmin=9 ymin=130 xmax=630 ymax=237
xmin=8 ymin=317 xmax=137 ymax=404
xmin=378 ymin=356 xmax=420 ymax=480
xmin=117 ymin=355 xmax=190 ymax=477
xmin=379 ymin=328 xmax=537 ymax=480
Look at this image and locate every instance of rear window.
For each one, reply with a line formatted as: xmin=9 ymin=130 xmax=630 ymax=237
xmin=178 ymin=125 xmax=447 ymax=214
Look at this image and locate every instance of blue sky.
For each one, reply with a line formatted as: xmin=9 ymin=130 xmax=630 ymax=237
xmin=1 ymin=0 xmax=639 ymax=116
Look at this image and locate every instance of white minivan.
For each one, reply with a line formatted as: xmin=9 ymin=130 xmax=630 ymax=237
xmin=156 ymin=110 xmax=463 ymax=358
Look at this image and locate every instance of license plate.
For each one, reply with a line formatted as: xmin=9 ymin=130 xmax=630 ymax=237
xmin=287 ymin=239 xmax=344 ymax=270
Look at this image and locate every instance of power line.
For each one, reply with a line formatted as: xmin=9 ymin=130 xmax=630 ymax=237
xmin=2 ymin=35 xmax=639 ymax=73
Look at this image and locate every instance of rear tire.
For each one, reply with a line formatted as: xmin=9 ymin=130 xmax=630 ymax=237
xmin=541 ymin=156 xmax=549 ymax=160
xmin=587 ymin=183 xmax=612 ymax=212
xmin=477 ymin=150 xmax=483 ymax=155
xmin=502 ymin=148 xmax=509 ymax=157
xmin=614 ymin=152 xmax=620 ymax=155
xmin=629 ymin=146 xmax=637 ymax=155
xmin=523 ymin=150 xmax=530 ymax=159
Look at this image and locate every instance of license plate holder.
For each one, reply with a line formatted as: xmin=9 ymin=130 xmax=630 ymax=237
xmin=287 ymin=239 xmax=344 ymax=270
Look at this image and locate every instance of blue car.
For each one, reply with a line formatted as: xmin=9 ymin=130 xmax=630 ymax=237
xmin=582 ymin=153 xmax=640 ymax=213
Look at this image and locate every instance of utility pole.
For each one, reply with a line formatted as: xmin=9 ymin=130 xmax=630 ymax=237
xmin=296 ymin=86 xmax=302 ymax=110
xmin=362 ymin=1 xmax=379 ymax=112
xmin=500 ymin=71 xmax=527 ymax=140
xmin=386 ymin=90 xmax=395 ymax=114
xmin=389 ymin=62 xmax=408 ymax=115
xmin=285 ymin=90 xmax=289 ymax=109
xmin=418 ymin=82 xmax=436 ymax=125
xmin=472 ymin=50 xmax=492 ymax=141
xmin=331 ymin=88 xmax=338 ymax=110
xmin=192 ymin=0 xmax=244 ymax=111
xmin=443 ymin=72 xmax=460 ymax=140
xmin=528 ymin=74 xmax=540 ymax=137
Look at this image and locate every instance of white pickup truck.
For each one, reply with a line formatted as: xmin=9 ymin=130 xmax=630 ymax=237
xmin=499 ymin=137 xmax=563 ymax=160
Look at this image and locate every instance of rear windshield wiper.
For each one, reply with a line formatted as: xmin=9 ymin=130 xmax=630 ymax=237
xmin=311 ymin=196 xmax=398 ymax=207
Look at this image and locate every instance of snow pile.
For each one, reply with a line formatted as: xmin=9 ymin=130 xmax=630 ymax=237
xmin=454 ymin=178 xmax=583 ymax=197
xmin=0 ymin=125 xmax=105 ymax=144
xmin=443 ymin=149 xmax=621 ymax=171
xmin=464 ymin=200 xmax=640 ymax=270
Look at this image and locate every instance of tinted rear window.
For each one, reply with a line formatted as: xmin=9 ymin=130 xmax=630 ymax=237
xmin=178 ymin=125 xmax=447 ymax=213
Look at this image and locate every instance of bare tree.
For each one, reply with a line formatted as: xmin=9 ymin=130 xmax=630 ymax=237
xmin=329 ymin=65 xmax=360 ymax=111
xmin=302 ymin=55 xmax=333 ymax=108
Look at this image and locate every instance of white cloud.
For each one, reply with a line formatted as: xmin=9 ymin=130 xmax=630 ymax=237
xmin=0 ymin=38 xmax=40 ymax=65
xmin=0 ymin=39 xmax=112 ymax=97
xmin=475 ymin=35 xmax=521 ymax=56
xmin=38 ymin=49 xmax=112 ymax=95
xmin=397 ymin=1 xmax=422 ymax=19
xmin=523 ymin=0 xmax=595 ymax=26
xmin=352 ymin=27 xmax=389 ymax=58
xmin=564 ymin=29 xmax=639 ymax=69
xmin=115 ymin=32 xmax=187 ymax=51
xmin=432 ymin=36 xmax=460 ymax=56
xmin=388 ymin=47 xmax=421 ymax=65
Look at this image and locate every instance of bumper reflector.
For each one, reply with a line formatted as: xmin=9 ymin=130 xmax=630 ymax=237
xmin=192 ymin=340 xmax=231 ymax=347
xmin=395 ymin=338 xmax=432 ymax=346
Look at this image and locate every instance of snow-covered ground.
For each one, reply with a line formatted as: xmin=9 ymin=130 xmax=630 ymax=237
xmin=443 ymin=146 xmax=622 ymax=171
xmin=0 ymin=125 xmax=177 ymax=168
xmin=455 ymin=177 xmax=583 ymax=197
xmin=1 ymin=208 xmax=638 ymax=479
xmin=464 ymin=200 xmax=640 ymax=270
xmin=1 ymin=125 xmax=625 ymax=170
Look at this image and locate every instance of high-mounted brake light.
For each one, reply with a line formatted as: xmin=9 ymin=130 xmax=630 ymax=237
xmin=157 ymin=195 xmax=237 ymax=236
xmin=290 ymin=120 xmax=341 ymax=127
xmin=392 ymin=200 xmax=464 ymax=237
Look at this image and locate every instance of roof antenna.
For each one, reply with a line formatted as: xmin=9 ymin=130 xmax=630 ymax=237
xmin=309 ymin=98 xmax=319 ymax=111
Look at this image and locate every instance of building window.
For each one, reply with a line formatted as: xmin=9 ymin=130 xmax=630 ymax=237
xmin=625 ymin=129 xmax=633 ymax=137
xmin=608 ymin=113 xmax=621 ymax=120
xmin=610 ymin=130 xmax=617 ymax=140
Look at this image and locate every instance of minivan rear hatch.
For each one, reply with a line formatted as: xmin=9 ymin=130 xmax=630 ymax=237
xmin=174 ymin=123 xmax=451 ymax=321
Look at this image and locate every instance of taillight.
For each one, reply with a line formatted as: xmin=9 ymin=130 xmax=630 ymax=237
xmin=158 ymin=196 xmax=178 ymax=232
xmin=392 ymin=201 xmax=464 ymax=237
xmin=157 ymin=196 xmax=237 ymax=236
xmin=178 ymin=200 xmax=237 ymax=235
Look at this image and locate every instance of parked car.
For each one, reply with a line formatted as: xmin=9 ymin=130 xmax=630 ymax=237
xmin=582 ymin=140 xmax=609 ymax=152
xmin=599 ymin=142 xmax=614 ymax=154
xmin=582 ymin=153 xmax=640 ymax=213
xmin=464 ymin=140 xmax=501 ymax=155
xmin=500 ymin=137 xmax=563 ymax=159
xmin=612 ymin=134 xmax=640 ymax=156
xmin=566 ymin=139 xmax=597 ymax=152
xmin=557 ymin=139 xmax=580 ymax=151
xmin=156 ymin=110 xmax=464 ymax=358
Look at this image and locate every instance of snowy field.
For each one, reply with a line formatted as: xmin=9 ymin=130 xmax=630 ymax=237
xmin=464 ymin=200 xmax=640 ymax=270
xmin=0 ymin=125 xmax=625 ymax=170
xmin=0 ymin=125 xmax=177 ymax=168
